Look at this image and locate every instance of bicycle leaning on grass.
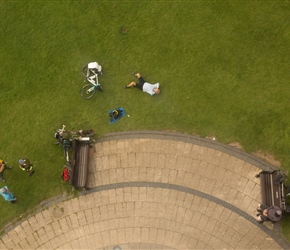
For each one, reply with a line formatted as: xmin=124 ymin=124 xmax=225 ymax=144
xmin=54 ymin=125 xmax=73 ymax=167
xmin=54 ymin=125 xmax=95 ymax=182
xmin=80 ymin=62 xmax=103 ymax=99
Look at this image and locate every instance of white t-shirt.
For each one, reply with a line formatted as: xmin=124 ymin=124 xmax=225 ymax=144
xmin=142 ymin=82 xmax=160 ymax=96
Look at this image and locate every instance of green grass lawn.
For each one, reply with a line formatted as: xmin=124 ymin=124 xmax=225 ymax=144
xmin=1 ymin=0 xmax=290 ymax=239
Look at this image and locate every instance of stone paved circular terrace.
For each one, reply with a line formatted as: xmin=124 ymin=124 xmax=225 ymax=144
xmin=1 ymin=131 xmax=290 ymax=249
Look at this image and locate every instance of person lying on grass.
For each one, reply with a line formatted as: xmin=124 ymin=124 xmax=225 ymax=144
xmin=124 ymin=73 xmax=160 ymax=96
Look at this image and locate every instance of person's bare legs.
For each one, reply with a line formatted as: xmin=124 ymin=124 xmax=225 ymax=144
xmin=123 ymin=73 xmax=142 ymax=88
xmin=128 ymin=81 xmax=136 ymax=87
xmin=124 ymin=81 xmax=136 ymax=88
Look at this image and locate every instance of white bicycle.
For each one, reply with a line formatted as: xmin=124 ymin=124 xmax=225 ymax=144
xmin=80 ymin=62 xmax=103 ymax=99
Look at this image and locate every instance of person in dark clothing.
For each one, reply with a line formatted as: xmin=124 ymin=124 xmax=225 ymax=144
xmin=124 ymin=73 xmax=160 ymax=96
xmin=19 ymin=158 xmax=34 ymax=176
xmin=256 ymin=204 xmax=282 ymax=223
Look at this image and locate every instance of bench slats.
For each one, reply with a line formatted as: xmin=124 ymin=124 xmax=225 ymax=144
xmin=260 ymin=171 xmax=282 ymax=208
xmin=71 ymin=141 xmax=90 ymax=189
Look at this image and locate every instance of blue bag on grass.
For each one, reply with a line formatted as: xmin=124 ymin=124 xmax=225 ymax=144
xmin=109 ymin=107 xmax=126 ymax=124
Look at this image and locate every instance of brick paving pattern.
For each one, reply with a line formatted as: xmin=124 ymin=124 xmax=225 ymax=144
xmin=0 ymin=131 xmax=289 ymax=249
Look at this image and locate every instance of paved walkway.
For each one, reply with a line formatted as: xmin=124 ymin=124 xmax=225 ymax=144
xmin=1 ymin=131 xmax=289 ymax=249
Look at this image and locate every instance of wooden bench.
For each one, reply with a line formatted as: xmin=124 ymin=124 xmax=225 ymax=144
xmin=70 ymin=140 xmax=91 ymax=189
xmin=257 ymin=170 xmax=285 ymax=210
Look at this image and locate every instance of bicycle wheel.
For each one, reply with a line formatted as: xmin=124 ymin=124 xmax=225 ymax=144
xmin=82 ymin=65 xmax=90 ymax=78
xmin=80 ymin=84 xmax=96 ymax=99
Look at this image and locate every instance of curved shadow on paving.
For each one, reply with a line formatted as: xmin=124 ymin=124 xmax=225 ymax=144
xmin=82 ymin=182 xmax=288 ymax=249
xmin=90 ymin=131 xmax=289 ymax=248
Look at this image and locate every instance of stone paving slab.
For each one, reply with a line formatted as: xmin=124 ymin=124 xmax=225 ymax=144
xmin=0 ymin=187 xmax=284 ymax=249
xmin=89 ymin=137 xmax=261 ymax=217
xmin=0 ymin=131 xmax=289 ymax=250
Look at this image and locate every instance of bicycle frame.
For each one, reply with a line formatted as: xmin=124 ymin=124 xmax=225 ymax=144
xmin=55 ymin=124 xmax=95 ymax=185
xmin=64 ymin=147 xmax=70 ymax=163
xmin=55 ymin=125 xmax=95 ymax=143
xmin=80 ymin=62 xmax=103 ymax=99
xmin=86 ymin=72 xmax=101 ymax=92
xmin=56 ymin=124 xmax=66 ymax=136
